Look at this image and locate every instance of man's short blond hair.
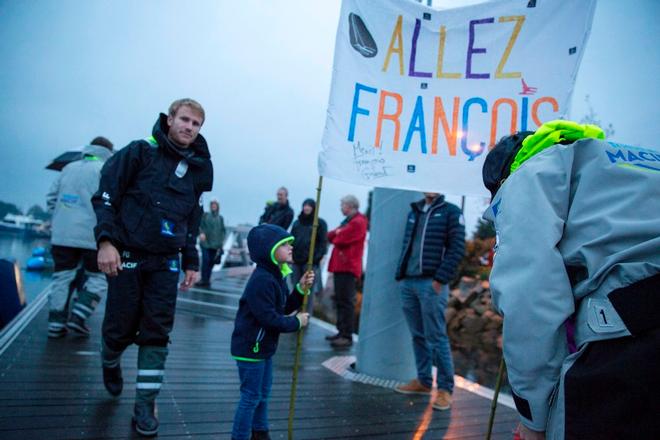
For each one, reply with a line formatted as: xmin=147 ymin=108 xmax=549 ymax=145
xmin=341 ymin=195 xmax=360 ymax=210
xmin=169 ymin=98 xmax=205 ymax=122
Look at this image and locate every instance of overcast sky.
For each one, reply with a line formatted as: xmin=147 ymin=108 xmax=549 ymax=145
xmin=0 ymin=0 xmax=658 ymax=232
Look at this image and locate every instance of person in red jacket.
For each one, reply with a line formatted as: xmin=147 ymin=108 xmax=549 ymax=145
xmin=326 ymin=195 xmax=368 ymax=348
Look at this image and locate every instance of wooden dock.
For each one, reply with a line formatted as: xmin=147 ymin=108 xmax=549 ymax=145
xmin=0 ymin=268 xmax=518 ymax=439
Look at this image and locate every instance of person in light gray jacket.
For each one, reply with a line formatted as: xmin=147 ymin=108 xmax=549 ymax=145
xmin=482 ymin=120 xmax=660 ymax=440
xmin=46 ymin=137 xmax=113 ymax=337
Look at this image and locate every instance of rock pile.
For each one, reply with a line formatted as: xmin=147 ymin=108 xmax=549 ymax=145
xmin=447 ymin=276 xmax=505 ymax=387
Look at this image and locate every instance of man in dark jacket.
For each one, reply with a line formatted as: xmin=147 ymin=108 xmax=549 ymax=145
xmin=393 ymin=193 xmax=465 ymax=412
xmin=290 ymin=198 xmax=328 ymax=313
xmin=93 ymin=98 xmax=213 ymax=437
xmin=258 ymin=187 xmax=294 ymax=230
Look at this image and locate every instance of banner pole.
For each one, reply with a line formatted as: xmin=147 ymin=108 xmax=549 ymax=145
xmin=287 ymin=174 xmax=324 ymax=440
xmin=486 ymin=356 xmax=506 ymax=440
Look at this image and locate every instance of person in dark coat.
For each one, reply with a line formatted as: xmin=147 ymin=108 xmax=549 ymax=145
xmin=258 ymin=186 xmax=294 ymax=230
xmin=230 ymin=224 xmax=313 ymax=440
xmin=196 ymin=199 xmax=226 ymax=287
xmin=290 ymin=198 xmax=328 ymax=313
xmin=93 ymin=98 xmax=213 ymax=437
xmin=393 ymin=193 xmax=465 ymax=412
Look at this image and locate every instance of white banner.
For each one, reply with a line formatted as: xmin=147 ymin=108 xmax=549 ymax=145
xmin=319 ymin=0 xmax=596 ymax=196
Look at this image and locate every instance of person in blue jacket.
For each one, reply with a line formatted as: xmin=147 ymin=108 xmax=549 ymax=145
xmin=230 ymin=224 xmax=314 ymax=440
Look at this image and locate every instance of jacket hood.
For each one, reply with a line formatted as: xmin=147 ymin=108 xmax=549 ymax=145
xmin=511 ymin=120 xmax=604 ymax=173
xmin=482 ymin=131 xmax=533 ymax=200
xmin=247 ymin=224 xmax=293 ymax=274
xmin=298 ymin=198 xmax=316 ymax=224
xmin=411 ymin=194 xmax=445 ymax=211
xmin=82 ymin=144 xmax=113 ymax=161
xmin=152 ymin=113 xmax=211 ymax=167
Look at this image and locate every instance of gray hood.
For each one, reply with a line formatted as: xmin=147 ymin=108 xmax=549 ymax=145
xmin=82 ymin=144 xmax=113 ymax=161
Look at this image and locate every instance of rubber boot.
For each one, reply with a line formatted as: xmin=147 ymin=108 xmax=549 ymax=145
xmin=47 ymin=310 xmax=68 ymax=338
xmin=67 ymin=289 xmax=101 ymax=336
xmin=133 ymin=346 xmax=168 ymax=437
xmin=47 ymin=267 xmax=78 ymax=338
xmin=101 ymin=340 xmax=123 ymax=396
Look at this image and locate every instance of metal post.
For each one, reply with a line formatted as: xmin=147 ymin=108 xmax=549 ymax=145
xmin=356 ymin=188 xmax=419 ymax=380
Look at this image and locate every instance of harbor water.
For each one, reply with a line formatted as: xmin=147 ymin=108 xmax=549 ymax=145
xmin=0 ymin=234 xmax=52 ymax=303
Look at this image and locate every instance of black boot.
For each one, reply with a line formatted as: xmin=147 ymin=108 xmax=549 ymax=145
xmin=133 ymin=401 xmax=158 ymax=437
xmin=101 ymin=341 xmax=124 ymax=396
xmin=251 ymin=430 xmax=272 ymax=440
xmin=324 ymin=332 xmax=341 ymax=341
xmin=102 ymin=365 xmax=123 ymax=396
xmin=133 ymin=346 xmax=168 ymax=437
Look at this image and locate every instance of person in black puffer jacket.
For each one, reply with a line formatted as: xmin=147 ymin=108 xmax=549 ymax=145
xmin=290 ymin=198 xmax=328 ymax=314
xmin=394 ymin=193 xmax=465 ymax=411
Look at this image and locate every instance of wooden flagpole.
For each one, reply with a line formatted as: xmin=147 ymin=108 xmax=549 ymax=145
xmin=486 ymin=356 xmax=506 ymax=439
xmin=287 ymin=175 xmax=324 ymax=440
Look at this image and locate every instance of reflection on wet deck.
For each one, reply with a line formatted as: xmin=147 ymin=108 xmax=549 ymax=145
xmin=0 ymin=269 xmax=518 ymax=439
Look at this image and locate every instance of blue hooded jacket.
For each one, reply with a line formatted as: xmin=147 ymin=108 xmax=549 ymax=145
xmin=230 ymin=224 xmax=305 ymax=361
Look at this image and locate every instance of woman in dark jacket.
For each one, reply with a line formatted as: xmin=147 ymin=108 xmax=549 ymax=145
xmin=290 ymin=199 xmax=328 ymax=314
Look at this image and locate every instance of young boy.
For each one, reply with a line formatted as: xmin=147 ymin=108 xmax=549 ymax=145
xmin=231 ymin=224 xmax=313 ymax=440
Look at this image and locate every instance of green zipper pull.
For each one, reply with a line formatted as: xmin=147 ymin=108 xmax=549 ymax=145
xmin=252 ymin=342 xmax=260 ymax=353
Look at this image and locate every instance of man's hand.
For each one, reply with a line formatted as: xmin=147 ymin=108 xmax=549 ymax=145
xmin=179 ymin=270 xmax=198 ymax=291
xmin=97 ymin=241 xmax=122 ymax=277
xmin=515 ymin=423 xmax=545 ymax=440
xmin=299 ymin=270 xmax=315 ymax=292
xmin=199 ymin=232 xmax=206 ymax=242
xmin=432 ymin=280 xmax=443 ymax=294
xmin=296 ymin=312 xmax=310 ymax=327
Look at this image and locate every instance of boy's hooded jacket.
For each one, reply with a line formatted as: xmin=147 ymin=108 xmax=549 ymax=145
xmin=231 ymin=224 xmax=305 ymax=360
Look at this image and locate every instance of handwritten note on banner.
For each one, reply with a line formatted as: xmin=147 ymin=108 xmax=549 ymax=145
xmin=319 ymin=0 xmax=597 ymax=196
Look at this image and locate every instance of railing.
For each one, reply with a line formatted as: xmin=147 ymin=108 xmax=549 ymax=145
xmin=0 ymin=287 xmax=48 ymax=357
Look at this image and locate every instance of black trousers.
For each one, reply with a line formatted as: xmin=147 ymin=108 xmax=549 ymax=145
xmin=102 ymin=251 xmax=179 ymax=352
xmin=52 ymin=245 xmax=100 ymax=272
xmin=564 ymin=327 xmax=660 ymax=439
xmin=333 ymin=272 xmax=356 ymax=338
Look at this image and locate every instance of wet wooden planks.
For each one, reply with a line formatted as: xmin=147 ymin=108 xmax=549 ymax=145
xmin=0 ymin=274 xmax=517 ymax=439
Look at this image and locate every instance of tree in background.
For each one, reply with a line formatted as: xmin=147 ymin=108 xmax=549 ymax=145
xmin=580 ymin=94 xmax=616 ymax=138
xmin=453 ymin=218 xmax=496 ymax=284
xmin=27 ymin=204 xmax=50 ymax=221
xmin=473 ymin=218 xmax=495 ymax=240
xmin=0 ymin=201 xmax=22 ymax=219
